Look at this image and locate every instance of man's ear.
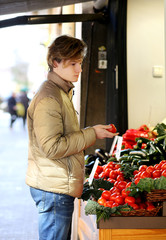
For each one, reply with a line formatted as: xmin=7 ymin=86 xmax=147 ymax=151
xmin=53 ymin=60 xmax=58 ymax=68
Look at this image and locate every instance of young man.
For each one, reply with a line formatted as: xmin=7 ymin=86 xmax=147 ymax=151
xmin=26 ymin=35 xmax=117 ymax=240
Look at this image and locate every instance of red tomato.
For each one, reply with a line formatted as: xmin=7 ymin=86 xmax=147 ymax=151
xmin=133 ymin=170 xmax=139 ymax=176
xmin=115 ymin=195 xmax=124 ymax=205
xmin=146 ymin=202 xmax=155 ymax=211
xmin=140 ymin=171 xmax=151 ymax=179
xmin=96 ymin=165 xmax=103 ymax=174
xmin=106 ymin=162 xmax=114 ymax=169
xmin=107 ymin=178 xmax=116 ymax=184
xmin=134 ymin=177 xmax=141 ymax=185
xmin=104 ymin=201 xmax=114 ymax=208
xmin=107 ymin=124 xmax=117 ymax=133
xmin=109 ymin=170 xmax=118 ymax=179
xmin=139 ymin=203 xmax=146 ymax=209
xmin=104 ymin=168 xmax=111 ymax=178
xmin=129 ymin=203 xmax=139 ymax=210
xmin=146 ymin=166 xmax=155 ymax=173
xmin=125 ymin=196 xmax=136 ymax=205
xmin=115 ymin=168 xmax=123 ymax=175
xmin=152 ymin=170 xmax=162 ymax=178
xmin=116 ymin=181 xmax=127 ymax=191
xmin=102 ymin=190 xmax=111 ymax=200
xmin=110 ymin=193 xmax=118 ymax=202
xmin=159 ymin=160 xmax=166 ymax=166
xmin=111 ymin=187 xmax=121 ymax=195
xmin=116 ymin=175 xmax=125 ymax=182
xmin=99 ymin=172 xmax=106 ymax=179
xmin=162 ymin=169 xmax=166 ymax=177
xmin=161 ymin=163 xmax=166 ymax=171
xmin=98 ymin=197 xmax=106 ymax=206
xmin=121 ymin=189 xmax=130 ymax=198
xmin=114 ymin=164 xmax=121 ymax=169
xmin=126 ymin=182 xmax=132 ymax=188
xmin=139 ymin=165 xmax=147 ymax=172
xmin=154 ymin=164 xmax=161 ymax=170
xmin=94 ymin=172 xmax=99 ymax=179
xmin=112 ymin=202 xmax=119 ymax=207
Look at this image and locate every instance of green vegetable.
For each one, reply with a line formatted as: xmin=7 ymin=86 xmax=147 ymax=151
xmin=120 ymin=149 xmax=132 ymax=156
xmin=137 ymin=159 xmax=151 ymax=166
xmin=85 ymin=199 xmax=101 ymax=215
xmin=153 ymin=123 xmax=166 ymax=136
xmin=81 ymin=178 xmax=113 ymax=201
xmin=127 ymin=176 xmax=166 ymax=197
xmin=85 ymin=200 xmax=133 ymax=222
xmin=129 ymin=150 xmax=147 ymax=158
xmin=135 ymin=137 xmax=151 ymax=143
xmin=120 ymin=163 xmax=138 ymax=179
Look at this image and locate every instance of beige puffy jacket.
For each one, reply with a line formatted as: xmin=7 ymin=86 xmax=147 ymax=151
xmin=25 ymin=72 xmax=96 ymax=198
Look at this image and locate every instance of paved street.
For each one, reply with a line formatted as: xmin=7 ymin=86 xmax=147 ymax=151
xmin=0 ymin=111 xmax=38 ymax=240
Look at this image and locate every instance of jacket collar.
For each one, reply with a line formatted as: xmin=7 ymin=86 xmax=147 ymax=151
xmin=47 ymin=71 xmax=74 ymax=93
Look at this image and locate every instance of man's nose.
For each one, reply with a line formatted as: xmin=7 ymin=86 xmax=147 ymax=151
xmin=75 ymin=63 xmax=82 ymax=73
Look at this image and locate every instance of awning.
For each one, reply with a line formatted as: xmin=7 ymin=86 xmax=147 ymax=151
xmin=0 ymin=0 xmax=91 ymax=16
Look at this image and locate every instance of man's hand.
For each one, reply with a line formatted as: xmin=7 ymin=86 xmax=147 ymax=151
xmin=93 ymin=124 xmax=119 ymax=139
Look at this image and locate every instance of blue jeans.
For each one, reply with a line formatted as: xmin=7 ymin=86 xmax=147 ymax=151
xmin=30 ymin=187 xmax=75 ymax=240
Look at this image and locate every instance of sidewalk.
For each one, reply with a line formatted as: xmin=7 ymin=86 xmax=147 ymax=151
xmin=0 ymin=111 xmax=38 ymax=240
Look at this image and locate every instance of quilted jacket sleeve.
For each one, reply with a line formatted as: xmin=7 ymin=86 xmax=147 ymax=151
xmin=33 ymin=97 xmax=96 ymax=160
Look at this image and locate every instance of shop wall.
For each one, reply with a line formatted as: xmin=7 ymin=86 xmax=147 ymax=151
xmin=127 ymin=0 xmax=166 ymax=128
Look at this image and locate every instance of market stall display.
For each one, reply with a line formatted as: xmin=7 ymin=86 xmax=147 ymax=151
xmin=81 ymin=123 xmax=166 ymax=222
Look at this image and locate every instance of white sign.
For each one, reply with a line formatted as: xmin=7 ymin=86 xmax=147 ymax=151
xmin=115 ymin=136 xmax=123 ymax=160
xmin=88 ymin=158 xmax=99 ymax=186
xmin=109 ymin=136 xmax=123 ymax=161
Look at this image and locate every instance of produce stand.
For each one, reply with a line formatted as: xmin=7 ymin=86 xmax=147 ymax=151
xmin=79 ymin=123 xmax=166 ymax=240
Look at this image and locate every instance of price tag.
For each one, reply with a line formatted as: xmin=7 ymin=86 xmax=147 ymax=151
xmin=109 ymin=135 xmax=118 ymax=155
xmin=115 ymin=136 xmax=123 ymax=160
xmin=88 ymin=158 xmax=99 ymax=186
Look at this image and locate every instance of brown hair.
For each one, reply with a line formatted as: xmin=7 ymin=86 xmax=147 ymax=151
xmin=47 ymin=35 xmax=87 ymax=72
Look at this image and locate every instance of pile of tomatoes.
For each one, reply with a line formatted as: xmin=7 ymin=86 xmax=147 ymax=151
xmin=94 ymin=161 xmax=157 ymax=210
xmin=133 ymin=160 xmax=166 ymax=185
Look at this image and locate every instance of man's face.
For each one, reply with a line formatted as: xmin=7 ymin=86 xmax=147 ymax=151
xmin=53 ymin=59 xmax=83 ymax=82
